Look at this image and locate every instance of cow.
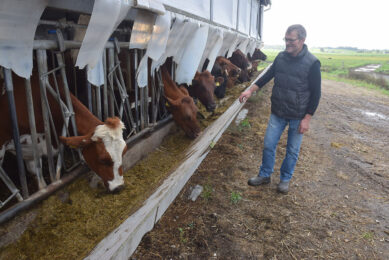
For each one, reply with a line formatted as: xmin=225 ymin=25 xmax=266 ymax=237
xmin=229 ymin=49 xmax=251 ymax=83
xmin=210 ymin=62 xmax=228 ymax=99
xmin=248 ymin=48 xmax=267 ymax=62
xmin=187 ymin=70 xmax=223 ymax=112
xmin=0 ymin=72 xmax=128 ymax=193
xmin=247 ymin=48 xmax=267 ymax=76
xmin=161 ymin=65 xmax=201 ymax=139
xmin=215 ymin=56 xmax=241 ymax=78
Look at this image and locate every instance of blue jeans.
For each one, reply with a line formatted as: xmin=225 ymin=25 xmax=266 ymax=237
xmin=258 ymin=113 xmax=304 ymax=182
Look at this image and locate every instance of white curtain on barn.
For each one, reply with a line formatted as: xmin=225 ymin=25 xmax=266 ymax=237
xmin=237 ymin=37 xmax=250 ymax=55
xmin=136 ymin=11 xmax=171 ymax=87
xmin=0 ymin=0 xmax=48 ymax=78
xmin=218 ymin=30 xmax=237 ymax=57
xmin=172 ymin=21 xmax=200 ymax=65
xmin=175 ymin=24 xmax=209 ymax=85
xmin=247 ymin=38 xmax=257 ymax=56
xmin=151 ymin=14 xmax=185 ymax=73
xmin=198 ymin=26 xmax=223 ymax=72
xmin=76 ymin=0 xmax=132 ymax=70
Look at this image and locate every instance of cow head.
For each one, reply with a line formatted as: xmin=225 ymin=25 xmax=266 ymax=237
xmin=238 ymin=69 xmax=250 ymax=83
xmin=250 ymin=48 xmax=267 ymax=61
xmin=190 ymin=71 xmax=217 ymax=112
xmin=165 ymin=87 xmax=201 ymax=139
xmin=230 ymin=50 xmax=250 ymax=70
xmin=59 ymin=117 xmax=127 ymax=192
xmin=216 ymin=57 xmax=241 ymax=78
xmin=161 ymin=65 xmax=201 ymax=139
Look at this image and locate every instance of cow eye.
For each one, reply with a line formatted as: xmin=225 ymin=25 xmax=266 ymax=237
xmin=100 ymin=158 xmax=113 ymax=166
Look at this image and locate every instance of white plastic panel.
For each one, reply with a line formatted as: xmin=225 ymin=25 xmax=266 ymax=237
xmin=151 ymin=15 xmax=185 ymax=73
xmin=212 ymin=0 xmax=237 ymax=30
xmin=237 ymin=0 xmax=251 ymax=35
xmin=76 ymin=0 xmax=132 ymax=70
xmin=218 ymin=30 xmax=237 ymax=57
xmin=160 ymin=0 xmax=211 ymax=20
xmin=175 ymin=25 xmax=209 ymax=85
xmin=87 ymin=55 xmax=104 ymax=86
xmin=237 ymin=37 xmax=250 ymax=54
xmin=227 ymin=35 xmax=241 ymax=57
xmin=0 ymin=0 xmax=48 ymax=78
xmin=129 ymin=10 xmax=157 ymax=49
xmin=172 ymin=20 xmax=199 ymax=65
xmin=145 ymin=12 xmax=171 ymax=61
xmin=250 ymin=0 xmax=259 ymax=38
xmin=198 ymin=27 xmax=223 ymax=72
xmin=136 ymin=11 xmax=171 ymax=87
xmin=247 ymin=38 xmax=257 ymax=56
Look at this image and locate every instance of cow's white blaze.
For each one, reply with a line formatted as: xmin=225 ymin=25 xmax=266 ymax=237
xmin=92 ymin=121 xmax=126 ymax=191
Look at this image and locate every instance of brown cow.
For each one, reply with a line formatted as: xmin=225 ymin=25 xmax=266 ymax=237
xmin=215 ymin=56 xmax=241 ymax=78
xmin=0 ymin=72 xmax=128 ymax=192
xmin=247 ymin=48 xmax=267 ymax=76
xmin=248 ymin=48 xmax=267 ymax=61
xmin=161 ymin=65 xmax=201 ymax=139
xmin=188 ymin=70 xmax=222 ymax=112
xmin=229 ymin=49 xmax=251 ymax=83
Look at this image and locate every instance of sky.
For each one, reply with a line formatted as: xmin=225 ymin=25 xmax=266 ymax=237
xmin=262 ymin=0 xmax=388 ymax=50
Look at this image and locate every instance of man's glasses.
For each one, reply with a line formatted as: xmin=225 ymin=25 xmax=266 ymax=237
xmin=283 ymin=37 xmax=299 ymax=43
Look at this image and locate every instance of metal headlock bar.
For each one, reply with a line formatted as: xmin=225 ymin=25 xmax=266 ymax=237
xmin=0 ymin=26 xmax=170 ymax=223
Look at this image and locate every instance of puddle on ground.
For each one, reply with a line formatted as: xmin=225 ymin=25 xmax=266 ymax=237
xmin=354 ymin=64 xmax=381 ymax=72
xmin=360 ymin=110 xmax=388 ymax=120
xmin=235 ymin=108 xmax=248 ymax=125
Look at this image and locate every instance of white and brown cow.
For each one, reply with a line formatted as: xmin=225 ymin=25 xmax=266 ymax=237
xmin=0 ymin=72 xmax=127 ymax=192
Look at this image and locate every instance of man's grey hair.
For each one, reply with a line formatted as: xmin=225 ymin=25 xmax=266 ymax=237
xmin=286 ymin=24 xmax=306 ymax=39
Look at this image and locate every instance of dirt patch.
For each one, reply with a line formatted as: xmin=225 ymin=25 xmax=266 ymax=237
xmin=132 ymin=80 xmax=389 ymax=259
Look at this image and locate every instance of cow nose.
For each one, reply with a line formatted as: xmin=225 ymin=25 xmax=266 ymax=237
xmin=207 ymin=103 xmax=216 ymax=112
xmin=111 ymin=184 xmax=125 ymax=193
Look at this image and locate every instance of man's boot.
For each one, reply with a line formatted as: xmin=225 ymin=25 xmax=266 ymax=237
xmin=277 ymin=181 xmax=289 ymax=194
xmin=248 ymin=176 xmax=271 ymax=186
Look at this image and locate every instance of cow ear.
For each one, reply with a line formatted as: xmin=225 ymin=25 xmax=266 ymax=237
xmin=179 ymin=86 xmax=189 ymax=96
xmin=59 ymin=135 xmax=93 ymax=149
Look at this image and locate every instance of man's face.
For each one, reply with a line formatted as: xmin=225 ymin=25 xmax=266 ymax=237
xmin=284 ymin=30 xmax=305 ymax=56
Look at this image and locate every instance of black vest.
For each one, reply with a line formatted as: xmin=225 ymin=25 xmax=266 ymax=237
xmin=271 ymin=45 xmax=318 ymax=119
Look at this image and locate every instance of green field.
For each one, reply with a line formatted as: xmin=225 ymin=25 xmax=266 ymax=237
xmin=257 ymin=48 xmax=389 ymax=95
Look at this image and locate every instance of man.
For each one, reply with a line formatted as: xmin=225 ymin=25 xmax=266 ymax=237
xmin=239 ymin=24 xmax=321 ymax=194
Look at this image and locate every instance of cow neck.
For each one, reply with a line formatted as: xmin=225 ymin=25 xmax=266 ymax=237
xmin=70 ymin=94 xmax=102 ymax=136
xmin=161 ymin=66 xmax=184 ymax=100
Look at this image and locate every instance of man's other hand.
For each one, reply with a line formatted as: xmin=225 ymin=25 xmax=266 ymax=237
xmin=299 ymin=114 xmax=312 ymax=134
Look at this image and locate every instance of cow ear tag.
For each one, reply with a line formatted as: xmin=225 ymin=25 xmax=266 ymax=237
xmin=215 ymin=82 xmax=220 ymax=87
